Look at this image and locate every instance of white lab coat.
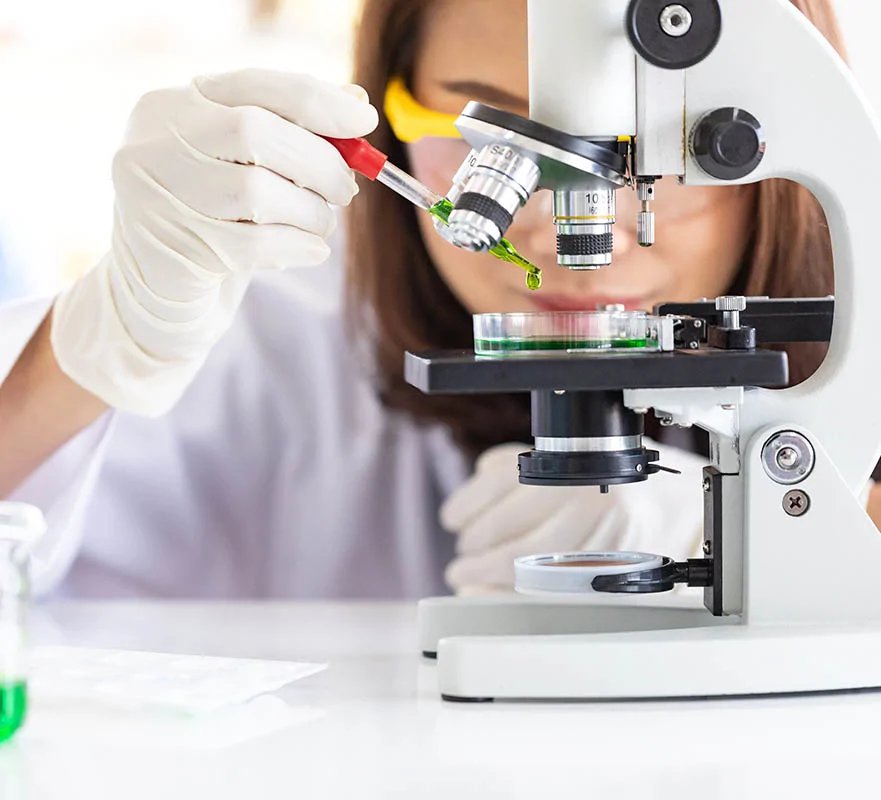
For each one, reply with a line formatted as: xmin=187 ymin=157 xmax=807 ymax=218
xmin=1 ymin=254 xmax=470 ymax=599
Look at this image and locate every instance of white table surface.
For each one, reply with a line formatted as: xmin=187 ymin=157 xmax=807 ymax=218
xmin=1 ymin=601 xmax=879 ymax=799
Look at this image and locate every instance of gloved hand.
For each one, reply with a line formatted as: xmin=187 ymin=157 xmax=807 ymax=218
xmin=441 ymin=440 xmax=707 ymax=595
xmin=51 ymin=69 xmax=378 ymax=416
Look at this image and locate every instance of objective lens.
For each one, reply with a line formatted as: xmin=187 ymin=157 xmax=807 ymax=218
xmin=448 ymin=143 xmax=540 ymax=252
xmin=554 ymin=182 xmax=617 ymax=269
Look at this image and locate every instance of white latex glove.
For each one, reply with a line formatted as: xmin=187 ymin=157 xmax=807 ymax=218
xmin=441 ymin=440 xmax=707 ymax=595
xmin=51 ymin=69 xmax=378 ymax=416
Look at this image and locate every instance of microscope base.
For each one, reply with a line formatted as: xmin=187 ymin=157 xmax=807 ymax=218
xmin=420 ymin=597 xmax=881 ymax=700
xmin=435 ymin=626 xmax=881 ymax=700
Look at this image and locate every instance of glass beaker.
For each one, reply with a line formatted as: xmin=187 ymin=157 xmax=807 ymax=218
xmin=0 ymin=503 xmax=45 ymax=744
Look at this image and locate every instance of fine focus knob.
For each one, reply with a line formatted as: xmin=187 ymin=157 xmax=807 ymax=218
xmin=691 ymin=108 xmax=765 ymax=181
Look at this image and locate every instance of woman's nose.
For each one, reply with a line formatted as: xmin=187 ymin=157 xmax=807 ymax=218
xmin=513 ymin=191 xmax=557 ymax=259
xmin=612 ymin=221 xmax=637 ymax=258
xmin=519 ymin=220 xmax=557 ymax=260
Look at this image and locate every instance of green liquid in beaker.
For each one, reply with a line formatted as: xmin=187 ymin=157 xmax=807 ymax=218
xmin=0 ymin=681 xmax=27 ymax=744
xmin=428 ymin=198 xmax=542 ymax=291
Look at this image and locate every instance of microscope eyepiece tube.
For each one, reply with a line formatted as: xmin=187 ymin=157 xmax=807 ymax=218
xmin=554 ymin=185 xmax=616 ymax=269
xmin=447 ymin=144 xmax=541 ymax=252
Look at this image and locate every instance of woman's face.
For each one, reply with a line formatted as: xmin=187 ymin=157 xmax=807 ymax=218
xmin=407 ymin=0 xmax=757 ymax=313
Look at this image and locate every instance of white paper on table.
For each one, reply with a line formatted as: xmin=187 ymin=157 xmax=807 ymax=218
xmin=28 ymin=645 xmax=327 ymax=714
xmin=18 ymin=646 xmax=328 ymax=750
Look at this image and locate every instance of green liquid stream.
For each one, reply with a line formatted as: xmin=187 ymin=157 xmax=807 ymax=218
xmin=428 ymin=198 xmax=542 ymax=291
xmin=0 ymin=681 xmax=27 ymax=744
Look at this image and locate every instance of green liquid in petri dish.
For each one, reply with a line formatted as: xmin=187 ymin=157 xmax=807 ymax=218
xmin=0 ymin=681 xmax=27 ymax=744
xmin=475 ymin=338 xmax=648 ymax=354
xmin=428 ymin=198 xmax=542 ymax=291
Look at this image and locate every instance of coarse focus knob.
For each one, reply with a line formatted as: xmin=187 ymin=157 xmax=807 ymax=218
xmin=715 ymin=296 xmax=746 ymax=313
xmin=691 ymin=108 xmax=765 ymax=181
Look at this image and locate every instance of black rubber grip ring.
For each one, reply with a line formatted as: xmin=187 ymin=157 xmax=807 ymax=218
xmin=454 ymin=192 xmax=513 ymax=234
xmin=557 ymin=233 xmax=614 ymax=257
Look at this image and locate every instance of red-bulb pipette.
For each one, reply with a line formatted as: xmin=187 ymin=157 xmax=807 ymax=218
xmin=323 ymin=136 xmax=441 ymax=210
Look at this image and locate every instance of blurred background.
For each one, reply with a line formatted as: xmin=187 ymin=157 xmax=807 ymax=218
xmin=0 ymin=0 xmax=877 ymax=301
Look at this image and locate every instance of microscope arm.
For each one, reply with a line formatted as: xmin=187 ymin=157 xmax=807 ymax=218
xmin=413 ymin=0 xmax=881 ymax=699
xmin=627 ymin=0 xmax=881 ymax=624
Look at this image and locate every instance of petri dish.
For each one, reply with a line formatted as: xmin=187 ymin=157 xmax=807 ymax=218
xmin=473 ymin=311 xmax=656 ymax=356
xmin=514 ymin=551 xmax=664 ymax=595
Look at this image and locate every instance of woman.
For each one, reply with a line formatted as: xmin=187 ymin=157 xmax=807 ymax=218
xmin=0 ymin=0 xmax=869 ymax=597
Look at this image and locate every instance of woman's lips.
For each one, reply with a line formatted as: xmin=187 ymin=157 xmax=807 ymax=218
xmin=528 ymin=293 xmax=649 ymax=312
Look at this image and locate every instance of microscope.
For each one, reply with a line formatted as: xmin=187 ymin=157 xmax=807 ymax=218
xmin=405 ymin=0 xmax=881 ymax=700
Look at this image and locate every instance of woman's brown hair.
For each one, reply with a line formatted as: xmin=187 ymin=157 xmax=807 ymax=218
xmin=347 ymin=0 xmax=846 ymax=458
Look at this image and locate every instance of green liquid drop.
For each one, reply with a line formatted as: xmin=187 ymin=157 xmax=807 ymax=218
xmin=428 ymin=198 xmax=542 ymax=291
xmin=474 ymin=338 xmax=649 ymax=354
xmin=0 ymin=681 xmax=27 ymax=744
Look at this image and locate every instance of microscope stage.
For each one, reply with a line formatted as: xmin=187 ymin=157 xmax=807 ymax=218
xmin=404 ymin=348 xmax=789 ymax=395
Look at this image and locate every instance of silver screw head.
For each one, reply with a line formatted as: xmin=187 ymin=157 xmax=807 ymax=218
xmin=660 ymin=4 xmax=693 ymax=37
xmin=776 ymin=446 xmax=800 ymax=470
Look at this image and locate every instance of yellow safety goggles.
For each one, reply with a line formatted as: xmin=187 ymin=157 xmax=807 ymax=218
xmin=384 ymin=76 xmax=462 ymax=143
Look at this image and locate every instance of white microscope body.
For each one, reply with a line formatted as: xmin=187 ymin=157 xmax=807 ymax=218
xmin=417 ymin=0 xmax=881 ymax=700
